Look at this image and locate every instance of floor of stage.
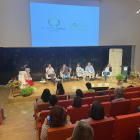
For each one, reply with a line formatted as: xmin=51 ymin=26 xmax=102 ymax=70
xmin=8 ymin=77 xmax=138 ymax=103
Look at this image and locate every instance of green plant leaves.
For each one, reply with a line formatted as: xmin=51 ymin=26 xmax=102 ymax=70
xmin=20 ymin=87 xmax=34 ymax=95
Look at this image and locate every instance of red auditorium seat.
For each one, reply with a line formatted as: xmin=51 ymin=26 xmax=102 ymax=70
xmin=125 ymin=91 xmax=140 ymax=99
xmin=88 ymin=117 xmax=115 ymax=140
xmin=81 ymin=97 xmax=94 ymax=106
xmin=90 ymin=102 xmax=111 ymax=118
xmin=130 ymin=98 xmax=140 ymax=113
xmin=56 ymin=95 xmax=67 ymax=101
xmin=47 ymin=117 xmax=115 ymax=140
xmin=0 ymin=107 xmax=3 ymax=125
xmin=96 ymin=90 xmax=110 ymax=96
xmin=124 ymin=87 xmax=133 ymax=93
xmin=110 ymin=99 xmax=131 ymax=118
xmin=38 ymin=110 xmax=50 ymax=140
xmin=83 ymin=92 xmax=96 ymax=98
xmin=133 ymin=86 xmax=140 ymax=92
xmin=58 ymin=99 xmax=73 ymax=109
xmin=110 ymin=94 xmax=125 ymax=102
xmin=47 ymin=124 xmax=75 ymax=140
xmin=68 ymin=94 xmax=70 ymax=99
xmin=67 ymin=104 xmax=89 ymax=124
xmin=109 ymin=89 xmax=115 ymax=94
xmin=94 ymin=95 xmax=110 ymax=103
xmin=115 ymin=113 xmax=140 ymax=140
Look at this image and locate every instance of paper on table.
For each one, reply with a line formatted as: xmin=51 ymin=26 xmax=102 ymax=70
xmin=105 ymin=83 xmax=109 ymax=86
xmin=92 ymin=84 xmax=94 ymax=87
xmin=73 ymin=86 xmax=77 ymax=89
xmin=98 ymin=83 xmax=102 ymax=86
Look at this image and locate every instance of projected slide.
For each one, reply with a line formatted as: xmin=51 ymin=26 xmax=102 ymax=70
xmin=30 ymin=3 xmax=99 ymax=47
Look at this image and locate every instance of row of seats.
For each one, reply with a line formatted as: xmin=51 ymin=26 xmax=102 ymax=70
xmin=37 ymin=98 xmax=140 ymax=139
xmin=47 ymin=113 xmax=140 ymax=140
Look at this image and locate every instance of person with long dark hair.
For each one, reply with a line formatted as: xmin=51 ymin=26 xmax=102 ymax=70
xmin=56 ymin=82 xmax=65 ymax=95
xmin=40 ymin=105 xmax=72 ymax=140
xmin=76 ymin=89 xmax=84 ymax=98
xmin=72 ymin=97 xmax=82 ymax=108
xmin=35 ymin=89 xmax=51 ymax=111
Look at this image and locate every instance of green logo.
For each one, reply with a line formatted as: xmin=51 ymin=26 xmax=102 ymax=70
xmin=48 ymin=17 xmax=60 ymax=27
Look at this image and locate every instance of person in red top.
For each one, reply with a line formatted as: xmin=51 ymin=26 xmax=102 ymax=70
xmin=24 ymin=68 xmax=34 ymax=86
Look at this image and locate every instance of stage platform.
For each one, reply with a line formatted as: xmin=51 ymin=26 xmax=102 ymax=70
xmin=8 ymin=77 xmax=139 ymax=103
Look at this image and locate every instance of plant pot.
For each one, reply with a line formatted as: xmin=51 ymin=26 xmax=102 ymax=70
xmin=21 ymin=92 xmax=33 ymax=97
xmin=118 ymin=79 xmax=122 ymax=83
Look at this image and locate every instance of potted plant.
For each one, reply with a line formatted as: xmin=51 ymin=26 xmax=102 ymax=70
xmin=7 ymin=77 xmax=22 ymax=97
xmin=116 ymin=73 xmax=125 ymax=84
xmin=20 ymin=87 xmax=34 ymax=97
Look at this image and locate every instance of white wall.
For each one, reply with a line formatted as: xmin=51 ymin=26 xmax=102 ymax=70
xmin=0 ymin=0 xmax=31 ymax=47
xmin=99 ymin=0 xmax=140 ymax=70
xmin=0 ymin=0 xmax=140 ymax=70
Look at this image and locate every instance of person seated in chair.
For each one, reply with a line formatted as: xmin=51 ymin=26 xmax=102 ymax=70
xmin=37 ymin=95 xmax=57 ymax=122
xmin=60 ymin=64 xmax=72 ymax=82
xmin=40 ymin=105 xmax=72 ymax=140
xmin=46 ymin=64 xmax=55 ymax=86
xmin=85 ymin=62 xmax=95 ymax=81
xmin=112 ymin=88 xmax=125 ymax=102
xmin=84 ymin=101 xmax=106 ymax=122
xmin=119 ymin=86 xmax=125 ymax=93
xmin=24 ymin=68 xmax=34 ymax=87
xmin=76 ymin=89 xmax=84 ymax=98
xmin=103 ymin=64 xmax=112 ymax=82
xmin=84 ymin=82 xmax=95 ymax=92
xmin=76 ymin=63 xmax=86 ymax=82
xmin=72 ymin=96 xmax=82 ymax=108
xmin=66 ymin=121 xmax=94 ymax=140
xmin=56 ymin=82 xmax=65 ymax=95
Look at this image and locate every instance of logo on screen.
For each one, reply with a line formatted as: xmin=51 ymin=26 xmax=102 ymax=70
xmin=70 ymin=23 xmax=82 ymax=27
xmin=48 ymin=17 xmax=60 ymax=27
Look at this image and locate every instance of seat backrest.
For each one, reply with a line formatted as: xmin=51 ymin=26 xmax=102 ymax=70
xmin=90 ymin=102 xmax=111 ymax=118
xmin=88 ymin=117 xmax=115 ymax=140
xmin=109 ymin=89 xmax=115 ymax=94
xmin=110 ymin=99 xmax=131 ymax=118
xmin=68 ymin=94 xmax=70 ymax=99
xmin=41 ymin=110 xmax=50 ymax=125
xmin=67 ymin=105 xmax=89 ymax=124
xmin=133 ymin=86 xmax=140 ymax=92
xmin=96 ymin=90 xmax=110 ymax=95
xmin=38 ymin=102 xmax=50 ymax=112
xmin=115 ymin=113 xmax=140 ymax=140
xmin=83 ymin=92 xmax=96 ymax=98
xmin=47 ymin=124 xmax=75 ymax=140
xmin=125 ymin=91 xmax=140 ymax=99
xmin=56 ymin=95 xmax=67 ymax=101
xmin=58 ymin=99 xmax=73 ymax=109
xmin=94 ymin=95 xmax=110 ymax=103
xmin=130 ymin=98 xmax=140 ymax=113
xmin=81 ymin=97 xmax=94 ymax=106
xmin=124 ymin=87 xmax=134 ymax=93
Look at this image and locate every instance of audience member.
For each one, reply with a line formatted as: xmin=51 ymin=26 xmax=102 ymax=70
xmin=35 ymin=89 xmax=51 ymax=111
xmin=112 ymin=88 xmax=125 ymax=102
xmin=1 ymin=107 xmax=7 ymax=119
xmin=119 ymin=86 xmax=126 ymax=93
xmin=84 ymin=101 xmax=106 ymax=122
xmin=127 ymin=85 xmax=134 ymax=88
xmin=56 ymin=82 xmax=65 ymax=95
xmin=66 ymin=121 xmax=94 ymax=140
xmin=37 ymin=95 xmax=57 ymax=122
xmin=40 ymin=105 xmax=72 ymax=140
xmin=72 ymin=97 xmax=82 ymax=108
xmin=85 ymin=83 xmax=95 ymax=92
xmin=76 ymin=89 xmax=84 ymax=98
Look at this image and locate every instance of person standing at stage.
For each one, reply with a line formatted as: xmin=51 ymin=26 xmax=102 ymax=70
xmin=24 ymin=68 xmax=34 ymax=86
xmin=85 ymin=62 xmax=95 ymax=81
xmin=76 ymin=63 xmax=86 ymax=82
xmin=60 ymin=64 xmax=72 ymax=82
xmin=46 ymin=64 xmax=55 ymax=85
xmin=103 ymin=64 xmax=112 ymax=82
